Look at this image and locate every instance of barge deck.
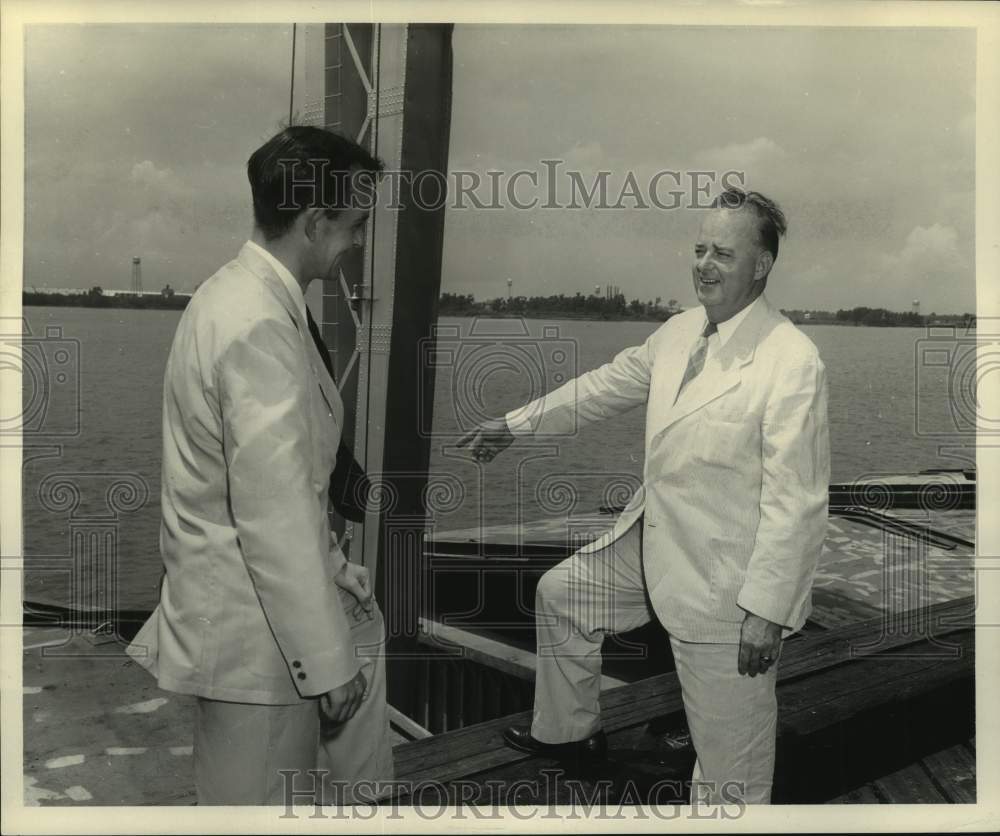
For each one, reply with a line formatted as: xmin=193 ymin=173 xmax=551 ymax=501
xmin=21 ymin=474 xmax=978 ymax=806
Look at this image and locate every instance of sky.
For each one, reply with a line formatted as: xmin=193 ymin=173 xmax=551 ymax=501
xmin=24 ymin=23 xmax=976 ymax=313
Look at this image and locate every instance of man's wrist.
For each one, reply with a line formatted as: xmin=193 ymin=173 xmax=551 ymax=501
xmin=503 ymin=406 xmax=535 ymax=437
xmin=328 ymin=534 xmax=348 ymax=576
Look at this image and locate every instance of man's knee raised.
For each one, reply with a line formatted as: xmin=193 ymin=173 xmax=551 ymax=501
xmin=534 ymin=565 xmax=571 ymax=614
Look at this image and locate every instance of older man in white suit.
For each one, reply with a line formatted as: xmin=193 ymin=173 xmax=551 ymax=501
xmin=460 ymin=189 xmax=830 ymax=804
xmin=126 ymin=127 xmax=392 ymax=805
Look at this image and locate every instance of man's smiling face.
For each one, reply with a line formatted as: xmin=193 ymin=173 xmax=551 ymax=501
xmin=692 ymin=208 xmax=769 ymax=323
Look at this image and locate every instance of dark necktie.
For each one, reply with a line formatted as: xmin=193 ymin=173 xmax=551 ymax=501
xmin=306 ymin=308 xmax=337 ymax=382
xmin=305 ymin=308 xmax=370 ymax=522
xmin=675 ymin=320 xmax=718 ymax=402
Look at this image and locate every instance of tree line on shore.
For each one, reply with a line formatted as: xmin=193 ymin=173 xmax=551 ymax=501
xmin=438 ymin=293 xmax=974 ymax=327
xmin=22 ymin=288 xmax=974 ymax=328
xmin=23 ymin=286 xmax=189 ymax=310
xmin=438 ymin=291 xmax=680 ymax=321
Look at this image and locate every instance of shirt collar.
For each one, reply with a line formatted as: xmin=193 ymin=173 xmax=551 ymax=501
xmin=244 ymin=239 xmax=308 ymax=325
xmin=710 ymin=293 xmax=765 ymax=349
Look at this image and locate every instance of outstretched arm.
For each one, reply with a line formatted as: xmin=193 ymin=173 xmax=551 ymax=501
xmin=458 ymin=336 xmax=655 ymax=461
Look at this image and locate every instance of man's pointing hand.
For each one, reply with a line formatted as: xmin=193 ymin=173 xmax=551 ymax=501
xmin=457 ymin=418 xmax=515 ymax=463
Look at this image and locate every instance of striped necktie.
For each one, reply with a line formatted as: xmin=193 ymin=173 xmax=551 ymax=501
xmin=675 ymin=320 xmax=718 ymax=402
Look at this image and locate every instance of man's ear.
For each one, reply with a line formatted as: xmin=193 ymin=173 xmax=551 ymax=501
xmin=755 ymin=251 xmax=774 ymax=282
xmin=302 ymin=208 xmax=324 ymax=242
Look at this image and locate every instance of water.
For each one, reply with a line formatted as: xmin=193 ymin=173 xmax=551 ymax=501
xmin=20 ymin=307 xmax=969 ymax=610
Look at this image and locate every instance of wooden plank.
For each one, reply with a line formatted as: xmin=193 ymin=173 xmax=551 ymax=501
xmin=771 ymin=596 xmax=972 ymax=681
xmin=394 ymin=597 xmax=972 ymax=780
xmin=394 ymin=635 xmax=974 ymax=791
xmin=809 ymin=587 xmax=884 ymax=630
xmin=875 ymin=762 xmax=948 ymax=803
xmin=418 ymin=618 xmax=628 ymax=690
xmin=778 ymin=632 xmax=973 ymax=737
xmin=830 ymin=783 xmax=884 ymax=804
xmin=922 ymin=743 xmax=977 ymax=803
xmin=392 ymin=597 xmax=973 ymax=788
xmin=388 ymin=705 xmax=432 ymax=741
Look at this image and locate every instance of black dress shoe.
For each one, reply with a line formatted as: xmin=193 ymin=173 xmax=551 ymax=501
xmin=502 ymin=725 xmax=608 ymax=761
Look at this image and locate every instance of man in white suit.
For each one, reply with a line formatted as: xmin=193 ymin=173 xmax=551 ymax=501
xmin=126 ymin=127 xmax=393 ymax=804
xmin=460 ymin=188 xmax=830 ymax=804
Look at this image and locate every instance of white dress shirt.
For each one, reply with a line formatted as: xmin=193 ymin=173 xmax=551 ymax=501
xmin=704 ymin=293 xmax=765 ymax=361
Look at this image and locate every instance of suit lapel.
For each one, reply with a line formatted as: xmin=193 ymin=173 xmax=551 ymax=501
xmin=305 ymin=325 xmax=345 ymax=425
xmin=651 ymin=297 xmax=772 ymax=442
xmin=658 ymin=314 xmax=704 ymax=421
xmin=236 ymin=244 xmax=344 ymax=423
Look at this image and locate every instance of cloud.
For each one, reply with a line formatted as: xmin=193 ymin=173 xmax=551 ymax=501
xmin=694 ymin=137 xmax=787 ymax=170
xmin=885 ymin=224 xmax=961 ymax=271
xmin=558 ymin=140 xmax=606 ymax=168
xmin=873 ymin=224 xmax=972 ymax=310
xmin=130 ymin=160 xmax=174 ymax=188
xmin=21 ymin=25 xmax=976 ymax=313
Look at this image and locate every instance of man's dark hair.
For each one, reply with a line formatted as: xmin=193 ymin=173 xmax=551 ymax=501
xmin=712 ymin=187 xmax=787 ymax=261
xmin=247 ymin=126 xmax=384 ymax=239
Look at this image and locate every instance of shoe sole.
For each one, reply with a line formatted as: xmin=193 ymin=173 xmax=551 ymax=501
xmin=501 ymin=731 xmax=539 ymax=755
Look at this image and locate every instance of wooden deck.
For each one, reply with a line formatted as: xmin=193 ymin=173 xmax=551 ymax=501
xmin=22 ymin=492 xmax=977 ymax=806
xmin=831 ymin=739 xmax=976 ymax=804
xmin=403 ymin=501 xmax=977 ymax=804
xmin=390 ymin=597 xmax=975 ymax=804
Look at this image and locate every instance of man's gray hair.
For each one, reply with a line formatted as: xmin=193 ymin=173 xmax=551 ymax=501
xmin=712 ymin=187 xmax=787 ymax=261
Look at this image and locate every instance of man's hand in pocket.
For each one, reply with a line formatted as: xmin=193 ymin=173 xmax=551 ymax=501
xmin=334 ymin=561 xmax=373 ymax=613
xmin=319 ymin=669 xmax=367 ymax=724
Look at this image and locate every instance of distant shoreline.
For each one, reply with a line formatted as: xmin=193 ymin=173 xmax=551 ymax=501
xmin=22 ymin=298 xmax=974 ymax=329
xmin=23 ymin=291 xmax=190 ymax=311
xmin=438 ymin=311 xmax=974 ymax=328
xmin=437 ymin=311 xmax=974 ymax=328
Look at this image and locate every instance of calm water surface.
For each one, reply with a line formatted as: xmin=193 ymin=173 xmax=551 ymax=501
xmin=21 ymin=307 xmax=967 ymax=609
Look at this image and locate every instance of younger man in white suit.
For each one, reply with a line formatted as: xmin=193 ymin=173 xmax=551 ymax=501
xmin=127 ymin=127 xmax=392 ymax=805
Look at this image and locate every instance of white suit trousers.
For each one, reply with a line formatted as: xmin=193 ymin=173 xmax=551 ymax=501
xmin=194 ymin=594 xmax=394 ymax=805
xmin=530 ymin=521 xmax=778 ymax=804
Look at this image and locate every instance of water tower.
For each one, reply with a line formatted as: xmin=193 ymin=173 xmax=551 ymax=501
xmin=131 ymin=257 xmax=143 ymax=295
xmin=507 ymin=278 xmax=513 ymax=300
xmin=912 ymin=299 xmax=920 ymax=316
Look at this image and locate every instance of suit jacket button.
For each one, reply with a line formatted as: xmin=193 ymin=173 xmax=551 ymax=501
xmin=297 ymin=672 xmax=307 ymax=680
xmin=292 ymin=661 xmax=302 ymax=669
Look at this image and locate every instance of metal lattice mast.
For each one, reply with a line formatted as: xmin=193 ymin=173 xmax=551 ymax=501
xmin=131 ymin=257 xmax=142 ymax=294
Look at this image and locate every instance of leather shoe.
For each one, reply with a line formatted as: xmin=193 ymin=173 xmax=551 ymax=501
xmin=502 ymin=725 xmax=607 ymax=761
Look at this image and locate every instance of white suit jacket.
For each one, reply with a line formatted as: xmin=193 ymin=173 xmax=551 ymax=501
xmin=126 ymin=243 xmax=358 ymax=704
xmin=506 ymin=295 xmax=830 ymax=643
